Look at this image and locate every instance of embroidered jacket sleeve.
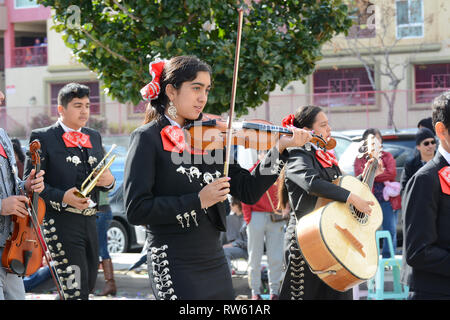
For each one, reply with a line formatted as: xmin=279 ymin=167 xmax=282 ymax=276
xmin=229 ymin=147 xmax=289 ymax=205
xmin=286 ymin=148 xmax=350 ymax=203
xmin=124 ymin=128 xmax=202 ymax=227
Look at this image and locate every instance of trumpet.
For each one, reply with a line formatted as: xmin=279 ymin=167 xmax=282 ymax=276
xmin=74 ymin=144 xmax=117 ymax=199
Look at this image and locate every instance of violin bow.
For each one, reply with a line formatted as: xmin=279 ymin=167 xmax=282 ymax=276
xmin=26 ymin=202 xmax=67 ymax=300
xmin=223 ymin=7 xmax=244 ymax=177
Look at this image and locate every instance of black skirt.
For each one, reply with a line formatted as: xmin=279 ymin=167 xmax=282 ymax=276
xmin=146 ymin=215 xmax=234 ymax=300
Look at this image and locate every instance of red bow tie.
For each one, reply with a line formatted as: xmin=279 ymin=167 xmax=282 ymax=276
xmin=160 ymin=125 xmax=205 ymax=155
xmin=439 ymin=166 xmax=450 ymax=195
xmin=0 ymin=143 xmax=7 ymax=158
xmin=315 ymin=149 xmax=338 ymax=168
xmin=62 ymin=131 xmax=92 ymax=148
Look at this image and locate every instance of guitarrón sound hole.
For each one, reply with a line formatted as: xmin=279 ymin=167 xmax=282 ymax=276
xmin=349 ymin=205 xmax=369 ymax=225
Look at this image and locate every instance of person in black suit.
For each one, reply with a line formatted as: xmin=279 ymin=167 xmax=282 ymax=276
xmin=24 ymin=83 xmax=115 ymax=300
xmin=402 ymin=91 xmax=450 ymax=300
xmin=124 ymin=55 xmax=311 ymax=300
xmin=277 ymin=105 xmax=382 ymax=300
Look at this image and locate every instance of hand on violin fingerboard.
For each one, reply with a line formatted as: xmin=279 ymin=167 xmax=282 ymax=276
xmin=24 ymin=169 xmax=45 ymax=194
xmin=277 ymin=128 xmax=312 ymax=153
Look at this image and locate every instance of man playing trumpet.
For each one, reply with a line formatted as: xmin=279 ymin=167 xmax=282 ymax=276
xmin=24 ymin=83 xmax=115 ymax=299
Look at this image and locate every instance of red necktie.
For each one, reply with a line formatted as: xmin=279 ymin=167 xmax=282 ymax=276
xmin=0 ymin=143 xmax=7 ymax=158
xmin=62 ymin=131 xmax=92 ymax=148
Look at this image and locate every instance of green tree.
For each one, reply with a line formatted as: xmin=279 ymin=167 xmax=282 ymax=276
xmin=39 ymin=0 xmax=352 ymax=116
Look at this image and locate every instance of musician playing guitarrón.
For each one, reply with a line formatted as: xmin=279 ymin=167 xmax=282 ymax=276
xmin=277 ymin=105 xmax=383 ymax=300
xmin=24 ymin=83 xmax=115 ymax=300
xmin=0 ymin=90 xmax=45 ymax=300
xmin=124 ymin=55 xmax=311 ymax=300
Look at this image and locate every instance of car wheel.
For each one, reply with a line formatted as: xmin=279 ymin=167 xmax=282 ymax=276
xmin=107 ymin=220 xmax=129 ymax=254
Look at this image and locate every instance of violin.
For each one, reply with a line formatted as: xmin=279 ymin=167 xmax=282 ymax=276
xmin=1 ymin=140 xmax=46 ymax=276
xmin=185 ymin=113 xmax=337 ymax=151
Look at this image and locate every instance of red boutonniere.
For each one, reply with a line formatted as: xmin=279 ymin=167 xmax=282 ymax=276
xmin=282 ymin=114 xmax=295 ymax=128
xmin=438 ymin=166 xmax=450 ymax=195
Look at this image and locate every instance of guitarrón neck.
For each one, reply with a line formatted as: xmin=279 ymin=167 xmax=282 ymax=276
xmin=362 ymin=159 xmax=378 ymax=189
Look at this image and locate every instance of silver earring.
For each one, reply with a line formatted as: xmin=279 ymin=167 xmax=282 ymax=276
xmin=167 ymin=101 xmax=177 ymax=120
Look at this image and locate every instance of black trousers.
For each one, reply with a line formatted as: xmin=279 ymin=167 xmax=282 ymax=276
xmin=45 ymin=212 xmax=99 ymax=300
xmin=409 ymin=290 xmax=450 ymax=300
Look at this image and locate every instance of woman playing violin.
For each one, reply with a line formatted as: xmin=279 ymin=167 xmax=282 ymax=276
xmin=277 ymin=105 xmax=382 ymax=300
xmin=124 ymin=55 xmax=311 ymax=300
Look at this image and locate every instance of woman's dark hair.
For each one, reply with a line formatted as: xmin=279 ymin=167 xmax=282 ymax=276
xmin=432 ymin=92 xmax=450 ymax=133
xmin=362 ymin=128 xmax=382 ymax=142
xmin=277 ymin=105 xmax=323 ymax=210
xmin=229 ymin=196 xmax=242 ymax=211
xmin=292 ymin=105 xmax=323 ymax=129
xmin=57 ymin=83 xmax=90 ymax=108
xmin=143 ymin=55 xmax=212 ymax=124
xmin=11 ymin=138 xmax=25 ymax=163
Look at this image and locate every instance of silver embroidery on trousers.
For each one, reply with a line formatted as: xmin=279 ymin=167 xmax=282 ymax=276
xmin=287 ymin=212 xmax=305 ymax=300
xmin=149 ymin=245 xmax=177 ymax=300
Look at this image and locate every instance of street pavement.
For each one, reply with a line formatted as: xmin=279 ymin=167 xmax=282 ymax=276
xmin=25 ymin=253 xmax=153 ymax=300
xmin=25 ymin=253 xmax=399 ymax=300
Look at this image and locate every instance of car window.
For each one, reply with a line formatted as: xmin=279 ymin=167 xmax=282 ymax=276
xmin=338 ymin=142 xmax=359 ymax=176
xmin=382 ymin=144 xmax=414 ymax=168
xmin=333 ymin=136 xmax=353 ymax=160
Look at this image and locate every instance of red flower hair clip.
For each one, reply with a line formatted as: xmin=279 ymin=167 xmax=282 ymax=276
xmin=282 ymin=114 xmax=295 ymax=128
xmin=140 ymin=58 xmax=168 ymax=101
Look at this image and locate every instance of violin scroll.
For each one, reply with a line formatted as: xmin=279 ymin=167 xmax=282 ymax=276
xmin=310 ymin=134 xmax=337 ymax=150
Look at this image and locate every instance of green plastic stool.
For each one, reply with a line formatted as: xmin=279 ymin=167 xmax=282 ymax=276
xmin=367 ymin=230 xmax=409 ymax=300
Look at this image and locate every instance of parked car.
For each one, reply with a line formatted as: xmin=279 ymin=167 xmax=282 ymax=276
xmin=106 ymin=183 xmax=144 ymax=253
xmin=337 ymin=128 xmax=418 ymax=249
xmin=104 ymin=142 xmax=144 ymax=253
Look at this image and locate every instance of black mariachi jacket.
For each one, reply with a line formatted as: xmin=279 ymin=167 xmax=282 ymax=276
xmin=24 ymin=123 xmax=111 ymax=215
xmin=284 ymin=144 xmax=350 ymax=218
xmin=123 ymin=116 xmax=288 ymax=234
xmin=402 ymin=151 xmax=450 ymax=295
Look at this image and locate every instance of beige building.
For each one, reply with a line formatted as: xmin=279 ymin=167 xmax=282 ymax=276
xmin=0 ymin=0 xmax=142 ymax=139
xmin=243 ymin=0 xmax=450 ymax=131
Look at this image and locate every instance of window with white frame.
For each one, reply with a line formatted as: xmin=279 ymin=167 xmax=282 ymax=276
xmin=15 ymin=0 xmax=39 ymax=9
xmin=396 ymin=0 xmax=424 ymax=39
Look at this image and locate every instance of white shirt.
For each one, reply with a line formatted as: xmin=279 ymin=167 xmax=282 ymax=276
xmin=58 ymin=118 xmax=82 ymax=133
xmin=438 ymin=144 xmax=450 ymax=165
xmin=164 ymin=115 xmax=181 ymax=128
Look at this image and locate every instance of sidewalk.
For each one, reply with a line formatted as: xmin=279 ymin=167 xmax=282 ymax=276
xmin=25 ymin=253 xmax=402 ymax=300
xmin=25 ymin=253 xmax=153 ymax=300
